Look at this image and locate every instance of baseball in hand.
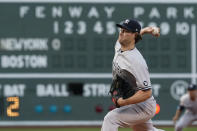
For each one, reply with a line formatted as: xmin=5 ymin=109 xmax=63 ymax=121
xmin=152 ymin=27 xmax=159 ymax=35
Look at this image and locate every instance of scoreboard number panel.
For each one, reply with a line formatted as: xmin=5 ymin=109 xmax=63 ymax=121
xmin=0 ymin=1 xmax=195 ymax=73
xmin=0 ymin=97 xmax=20 ymax=118
xmin=6 ymin=97 xmax=20 ymax=117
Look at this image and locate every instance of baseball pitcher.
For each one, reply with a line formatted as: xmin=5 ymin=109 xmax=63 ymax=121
xmin=101 ymin=19 xmax=163 ymax=131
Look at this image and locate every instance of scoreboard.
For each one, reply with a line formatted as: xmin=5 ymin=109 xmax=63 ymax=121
xmin=0 ymin=0 xmax=197 ymax=126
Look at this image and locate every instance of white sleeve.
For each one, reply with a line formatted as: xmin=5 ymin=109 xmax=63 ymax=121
xmin=129 ymin=63 xmax=152 ymax=90
xmin=115 ymin=41 xmax=121 ymax=52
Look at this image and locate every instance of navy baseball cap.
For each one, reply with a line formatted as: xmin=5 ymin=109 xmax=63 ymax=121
xmin=187 ymin=84 xmax=197 ymax=91
xmin=116 ymin=19 xmax=141 ymax=33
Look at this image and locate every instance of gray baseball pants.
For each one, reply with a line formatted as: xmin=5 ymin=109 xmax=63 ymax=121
xmin=175 ymin=112 xmax=197 ymax=131
xmin=101 ymin=96 xmax=157 ymax=131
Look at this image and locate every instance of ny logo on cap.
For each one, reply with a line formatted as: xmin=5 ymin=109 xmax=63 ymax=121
xmin=124 ymin=19 xmax=130 ymax=24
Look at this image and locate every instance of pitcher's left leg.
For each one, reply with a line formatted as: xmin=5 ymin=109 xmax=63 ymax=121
xmin=101 ymin=110 xmax=119 ymax=131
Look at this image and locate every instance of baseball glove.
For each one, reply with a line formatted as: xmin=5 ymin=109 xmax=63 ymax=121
xmin=109 ymin=75 xmax=124 ymax=108
xmin=109 ymin=70 xmax=137 ymax=108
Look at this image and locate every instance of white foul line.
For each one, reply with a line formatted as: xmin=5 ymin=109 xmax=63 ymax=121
xmin=0 ymin=120 xmax=196 ymax=126
xmin=191 ymin=24 xmax=197 ymax=84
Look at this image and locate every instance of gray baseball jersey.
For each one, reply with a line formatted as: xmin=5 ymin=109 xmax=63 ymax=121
xmin=180 ymin=94 xmax=197 ymax=114
xmin=112 ymin=42 xmax=152 ymax=91
xmin=175 ymin=94 xmax=197 ymax=131
xmin=101 ymin=42 xmax=161 ymax=131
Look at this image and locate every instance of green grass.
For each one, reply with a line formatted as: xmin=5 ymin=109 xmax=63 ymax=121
xmin=0 ymin=127 xmax=196 ymax=131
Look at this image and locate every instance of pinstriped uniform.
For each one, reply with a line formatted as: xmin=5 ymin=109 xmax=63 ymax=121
xmin=101 ymin=42 xmax=160 ymax=131
xmin=112 ymin=42 xmax=152 ymax=91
